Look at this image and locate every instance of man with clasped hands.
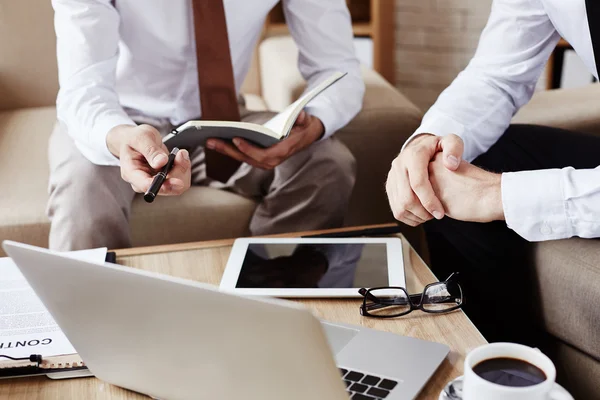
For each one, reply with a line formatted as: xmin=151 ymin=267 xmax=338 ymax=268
xmin=386 ymin=0 xmax=600 ymax=343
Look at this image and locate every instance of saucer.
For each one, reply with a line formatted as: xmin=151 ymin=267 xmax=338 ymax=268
xmin=438 ymin=376 xmax=574 ymax=400
xmin=439 ymin=376 xmax=463 ymax=400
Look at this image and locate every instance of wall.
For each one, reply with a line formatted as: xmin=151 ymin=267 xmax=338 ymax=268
xmin=394 ymin=0 xmax=547 ymax=112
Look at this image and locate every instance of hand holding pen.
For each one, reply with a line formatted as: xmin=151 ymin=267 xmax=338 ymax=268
xmin=144 ymin=147 xmax=180 ymax=203
xmin=106 ymin=125 xmax=191 ymax=198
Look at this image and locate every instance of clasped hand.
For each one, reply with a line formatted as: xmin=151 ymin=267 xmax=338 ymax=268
xmin=386 ymin=134 xmax=504 ymax=226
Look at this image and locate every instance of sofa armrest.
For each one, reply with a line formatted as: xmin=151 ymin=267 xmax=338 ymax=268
xmin=533 ymin=238 xmax=600 ymax=362
xmin=258 ymin=36 xmax=423 ymax=229
xmin=513 ymin=84 xmax=600 ymax=136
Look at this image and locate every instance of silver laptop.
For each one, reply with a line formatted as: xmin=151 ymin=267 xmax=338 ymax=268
xmin=3 ymin=241 xmax=449 ymax=400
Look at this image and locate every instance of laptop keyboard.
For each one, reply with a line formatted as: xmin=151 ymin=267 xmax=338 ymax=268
xmin=339 ymin=368 xmax=398 ymax=399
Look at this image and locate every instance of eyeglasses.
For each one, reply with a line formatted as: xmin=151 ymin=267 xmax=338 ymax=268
xmin=359 ymin=272 xmax=463 ymax=318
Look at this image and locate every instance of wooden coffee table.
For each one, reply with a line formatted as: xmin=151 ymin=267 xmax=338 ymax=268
xmin=0 ymin=224 xmax=486 ymax=400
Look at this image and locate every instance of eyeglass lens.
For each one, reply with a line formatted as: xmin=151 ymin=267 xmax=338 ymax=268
xmin=364 ymin=289 xmax=411 ymax=317
xmin=421 ymin=281 xmax=462 ymax=312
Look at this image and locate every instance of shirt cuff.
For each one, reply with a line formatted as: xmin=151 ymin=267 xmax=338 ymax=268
xmin=305 ymin=99 xmax=339 ymax=140
xmin=87 ymin=113 xmax=136 ymax=166
xmin=501 ymin=169 xmax=569 ymax=242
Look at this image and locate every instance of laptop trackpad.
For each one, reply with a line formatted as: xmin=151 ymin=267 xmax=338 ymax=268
xmin=321 ymin=322 xmax=360 ymax=355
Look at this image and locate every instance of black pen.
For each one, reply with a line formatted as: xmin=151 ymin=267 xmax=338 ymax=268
xmin=144 ymin=147 xmax=179 ymax=203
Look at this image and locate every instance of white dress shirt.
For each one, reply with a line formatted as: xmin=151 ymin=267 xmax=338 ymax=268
xmin=52 ymin=0 xmax=364 ymax=166
xmin=409 ymin=0 xmax=600 ymax=242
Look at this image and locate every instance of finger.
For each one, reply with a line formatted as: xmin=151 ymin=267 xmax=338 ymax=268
xmin=120 ymin=148 xmax=154 ymax=192
xmin=294 ymin=110 xmax=307 ymax=127
xmin=396 ymin=211 xmax=422 ymax=227
xmin=232 ymin=138 xmax=270 ymax=163
xmin=162 ymin=149 xmax=191 ymax=195
xmin=130 ymin=125 xmax=169 ymax=169
xmin=397 ymin=184 xmax=434 ymax=222
xmin=405 ymin=157 xmax=445 ymax=219
xmin=386 ymin=165 xmax=425 ymax=227
xmin=439 ymin=134 xmax=464 ymax=171
xmin=159 ymin=179 xmax=185 ymax=196
xmin=232 ymin=137 xmax=289 ymax=168
xmin=207 ymin=139 xmax=271 ymax=169
xmin=407 ymin=202 xmax=434 ymax=222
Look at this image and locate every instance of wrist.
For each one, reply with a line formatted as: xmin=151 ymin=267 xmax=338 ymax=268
xmin=485 ymin=173 xmax=505 ymax=221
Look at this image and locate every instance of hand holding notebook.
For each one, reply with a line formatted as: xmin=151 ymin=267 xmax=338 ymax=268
xmin=162 ymin=72 xmax=346 ymax=150
xmin=206 ymin=109 xmax=325 ymax=170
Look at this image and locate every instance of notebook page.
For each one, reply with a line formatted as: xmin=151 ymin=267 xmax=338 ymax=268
xmin=0 ymin=248 xmax=107 ymax=359
xmin=262 ymin=71 xmax=346 ymax=138
xmin=262 ymin=96 xmax=308 ymax=137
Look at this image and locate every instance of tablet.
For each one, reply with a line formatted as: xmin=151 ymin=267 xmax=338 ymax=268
xmin=219 ymin=237 xmax=405 ymax=298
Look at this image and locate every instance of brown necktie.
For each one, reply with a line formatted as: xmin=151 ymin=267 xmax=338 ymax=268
xmin=191 ymin=0 xmax=241 ymax=183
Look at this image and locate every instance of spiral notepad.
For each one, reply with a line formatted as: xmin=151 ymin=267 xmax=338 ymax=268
xmin=0 ymin=353 xmax=89 ymax=378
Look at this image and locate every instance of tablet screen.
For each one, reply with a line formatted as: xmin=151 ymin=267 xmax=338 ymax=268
xmin=235 ymin=243 xmax=389 ymax=289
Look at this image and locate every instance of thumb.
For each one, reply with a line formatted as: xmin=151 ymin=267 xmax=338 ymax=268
xmin=131 ymin=125 xmax=169 ymax=169
xmin=294 ymin=110 xmax=307 ymax=126
xmin=439 ymin=134 xmax=464 ymax=171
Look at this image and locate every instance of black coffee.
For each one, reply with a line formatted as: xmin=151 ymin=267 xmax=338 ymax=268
xmin=472 ymin=357 xmax=547 ymax=387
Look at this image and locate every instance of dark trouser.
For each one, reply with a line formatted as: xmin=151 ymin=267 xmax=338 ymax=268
xmin=425 ymin=124 xmax=600 ymax=345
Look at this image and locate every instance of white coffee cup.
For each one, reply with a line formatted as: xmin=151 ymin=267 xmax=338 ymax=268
xmin=463 ymin=343 xmax=573 ymax=400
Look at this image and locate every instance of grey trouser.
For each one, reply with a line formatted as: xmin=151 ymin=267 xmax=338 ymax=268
xmin=47 ymin=109 xmax=356 ymax=250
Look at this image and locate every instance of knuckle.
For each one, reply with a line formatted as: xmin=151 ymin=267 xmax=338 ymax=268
xmin=145 ymin=144 xmax=158 ymax=156
xmin=178 ymin=160 xmax=190 ymax=173
xmin=140 ymin=127 xmax=157 ymax=142
xmin=405 ymin=150 xmax=426 ymax=167
xmin=395 ymin=202 xmax=410 ymax=214
xmin=422 ymin=200 xmax=438 ymax=211
xmin=411 ymin=179 xmax=426 ymax=191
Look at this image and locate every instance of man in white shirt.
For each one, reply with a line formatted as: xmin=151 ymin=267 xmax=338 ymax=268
xmin=386 ymin=0 xmax=600 ymax=344
xmin=47 ymin=0 xmax=364 ymax=251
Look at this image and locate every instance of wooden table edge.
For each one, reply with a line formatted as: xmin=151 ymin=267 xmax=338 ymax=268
xmin=113 ymin=223 xmax=399 ymax=257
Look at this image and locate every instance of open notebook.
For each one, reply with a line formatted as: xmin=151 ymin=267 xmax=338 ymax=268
xmin=0 ymin=248 xmax=108 ymax=379
xmin=163 ymin=71 xmax=346 ymax=149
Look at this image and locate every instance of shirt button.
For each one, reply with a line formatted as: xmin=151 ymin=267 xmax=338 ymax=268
xmin=540 ymin=225 xmax=552 ymax=235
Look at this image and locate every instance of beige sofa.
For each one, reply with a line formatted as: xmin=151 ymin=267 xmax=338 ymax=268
xmin=0 ymin=1 xmax=421 ymax=253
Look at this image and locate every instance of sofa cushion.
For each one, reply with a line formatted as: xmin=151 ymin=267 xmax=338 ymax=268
xmin=0 ymin=107 xmax=256 ymax=255
xmin=0 ymin=0 xmax=58 ymax=111
xmin=242 ymin=93 xmax=269 ymax=112
xmin=533 ymin=238 xmax=600 ymax=361
xmin=513 ymin=84 xmax=600 ymax=136
xmin=0 ymin=107 xmax=56 ymax=252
